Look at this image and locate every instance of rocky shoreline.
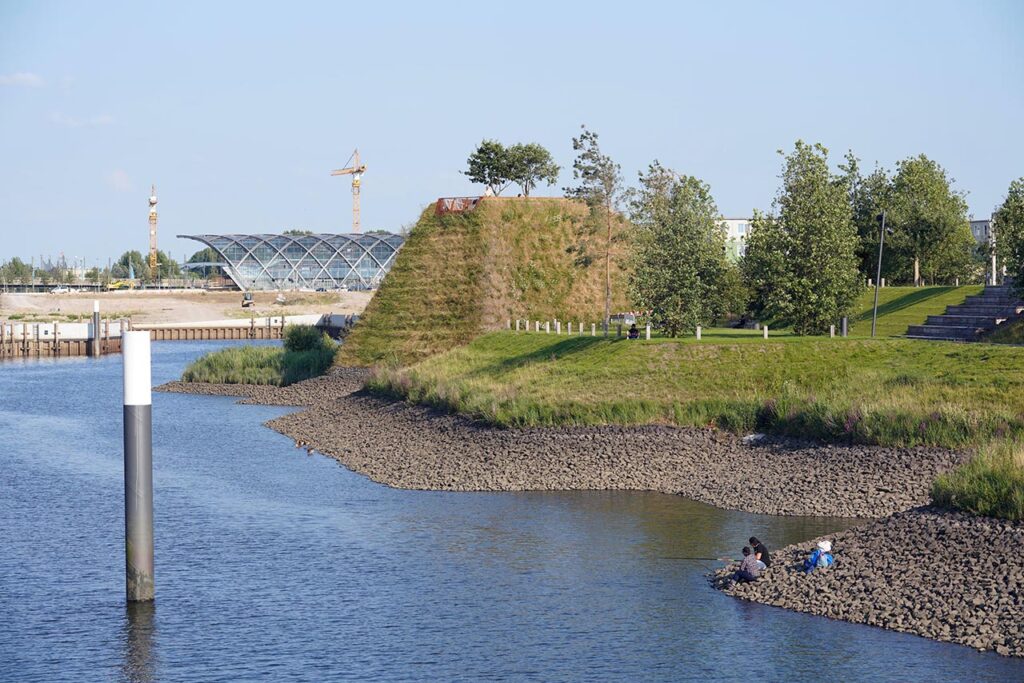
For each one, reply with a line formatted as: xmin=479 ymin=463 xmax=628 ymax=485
xmin=713 ymin=507 xmax=1024 ymax=657
xmin=158 ymin=368 xmax=963 ymax=518
xmin=158 ymin=369 xmax=1021 ymax=657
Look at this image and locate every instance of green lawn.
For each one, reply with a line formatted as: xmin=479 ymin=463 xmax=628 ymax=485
xmin=368 ymin=331 xmax=1024 ymax=449
xmin=846 ymin=285 xmax=982 ymax=337
xmin=989 ymin=318 xmax=1024 ymax=345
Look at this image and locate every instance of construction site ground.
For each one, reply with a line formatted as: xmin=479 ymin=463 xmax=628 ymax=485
xmin=0 ymin=290 xmax=373 ymax=325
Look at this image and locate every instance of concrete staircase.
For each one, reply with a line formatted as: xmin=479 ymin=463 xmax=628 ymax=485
xmin=906 ymin=283 xmax=1023 ymax=341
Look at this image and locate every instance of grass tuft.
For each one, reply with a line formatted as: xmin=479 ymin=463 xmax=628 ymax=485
xmin=933 ymin=441 xmax=1024 ymax=520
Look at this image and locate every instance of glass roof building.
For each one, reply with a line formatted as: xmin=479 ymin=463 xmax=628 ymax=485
xmin=180 ymin=233 xmax=404 ymax=291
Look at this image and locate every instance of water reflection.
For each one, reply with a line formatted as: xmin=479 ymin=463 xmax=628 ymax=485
xmin=120 ymin=601 xmax=157 ymax=682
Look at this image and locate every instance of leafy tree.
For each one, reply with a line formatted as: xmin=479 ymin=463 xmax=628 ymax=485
xmin=464 ymin=140 xmax=514 ymax=196
xmin=85 ymin=267 xmax=101 ymax=284
xmin=742 ymin=141 xmax=860 ymax=335
xmin=507 ymin=143 xmax=560 ymax=196
xmin=154 ymin=251 xmax=181 ymax=279
xmin=113 ymin=250 xmax=149 ymax=280
xmin=839 ymin=152 xmax=894 ymax=279
xmin=887 ymin=155 xmax=971 ymax=286
xmin=995 ymin=177 xmax=1024 ymax=295
xmin=188 ymin=247 xmax=224 ymax=277
xmin=628 ymin=162 xmax=731 ymax=335
xmin=564 ymin=125 xmax=627 ymax=331
xmin=1 ymin=257 xmax=33 ymax=283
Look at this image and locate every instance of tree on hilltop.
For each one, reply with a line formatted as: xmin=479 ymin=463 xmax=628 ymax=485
xmin=464 ymin=140 xmax=514 ymax=196
xmin=464 ymin=140 xmax=560 ymax=197
xmin=995 ymin=177 xmax=1024 ymax=295
xmin=628 ymin=162 xmax=732 ymax=336
xmin=507 ymin=143 xmax=560 ymax=196
xmin=742 ymin=141 xmax=860 ymax=335
xmin=564 ymin=125 xmax=627 ymax=332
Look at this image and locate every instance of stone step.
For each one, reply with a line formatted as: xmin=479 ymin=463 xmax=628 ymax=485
xmin=945 ymin=304 xmax=1021 ymax=316
xmin=925 ymin=315 xmax=1004 ymax=328
xmin=906 ymin=325 xmax=982 ymax=340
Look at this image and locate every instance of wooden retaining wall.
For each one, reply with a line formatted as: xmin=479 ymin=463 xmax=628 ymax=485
xmin=142 ymin=323 xmax=284 ymax=341
xmin=0 ymin=336 xmax=122 ymax=359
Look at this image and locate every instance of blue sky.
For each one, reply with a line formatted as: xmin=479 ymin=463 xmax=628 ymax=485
xmin=1 ymin=1 xmax=1022 ymax=266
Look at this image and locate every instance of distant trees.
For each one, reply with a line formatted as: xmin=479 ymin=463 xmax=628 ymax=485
xmin=0 ymin=257 xmax=33 ymax=283
xmin=564 ymin=125 xmax=626 ymax=331
xmin=742 ymin=141 xmax=860 ymax=335
xmin=187 ymin=247 xmax=224 ymax=278
xmin=995 ymin=177 xmax=1024 ymax=295
xmin=113 ymin=250 xmax=181 ymax=280
xmin=628 ymin=162 xmax=732 ymax=335
xmin=464 ymin=140 xmax=559 ymax=196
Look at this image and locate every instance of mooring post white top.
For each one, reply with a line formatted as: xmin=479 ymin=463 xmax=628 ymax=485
xmin=93 ymin=300 xmax=100 ymax=313
xmin=123 ymin=331 xmax=152 ymax=406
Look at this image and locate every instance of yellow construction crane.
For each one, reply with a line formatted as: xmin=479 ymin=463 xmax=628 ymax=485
xmin=330 ymin=148 xmax=366 ymax=233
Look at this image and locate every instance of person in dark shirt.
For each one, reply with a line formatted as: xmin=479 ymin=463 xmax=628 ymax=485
xmin=628 ymin=323 xmax=639 ymax=339
xmin=749 ymin=536 xmax=771 ymax=568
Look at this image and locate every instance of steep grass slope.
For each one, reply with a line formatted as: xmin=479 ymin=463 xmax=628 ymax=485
xmin=847 ymin=285 xmax=982 ymax=337
xmin=339 ymin=198 xmax=629 ymax=366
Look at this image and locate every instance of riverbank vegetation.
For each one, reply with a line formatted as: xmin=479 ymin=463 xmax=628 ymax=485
xmin=367 ymin=332 xmax=1024 ymax=449
xmin=933 ymin=441 xmax=1024 ymax=521
xmin=182 ymin=325 xmax=337 ymax=386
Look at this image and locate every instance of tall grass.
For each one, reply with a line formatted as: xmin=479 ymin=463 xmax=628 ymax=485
xmin=933 ymin=441 xmax=1024 ymax=520
xmin=181 ymin=325 xmax=338 ymax=386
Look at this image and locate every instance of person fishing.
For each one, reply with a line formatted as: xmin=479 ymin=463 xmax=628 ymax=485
xmin=803 ymin=540 xmax=834 ymax=573
xmin=749 ymin=536 xmax=771 ymax=568
xmin=734 ymin=546 xmax=762 ymax=583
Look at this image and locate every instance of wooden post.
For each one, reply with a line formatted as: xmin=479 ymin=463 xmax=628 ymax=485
xmin=53 ymin=321 xmax=59 ymax=356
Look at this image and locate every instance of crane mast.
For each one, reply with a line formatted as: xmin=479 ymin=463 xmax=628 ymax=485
xmin=330 ymin=149 xmax=366 ymax=233
xmin=148 ymin=185 xmax=158 ymax=278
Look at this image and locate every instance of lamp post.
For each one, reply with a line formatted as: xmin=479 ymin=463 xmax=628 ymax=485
xmin=871 ymin=211 xmax=891 ymax=338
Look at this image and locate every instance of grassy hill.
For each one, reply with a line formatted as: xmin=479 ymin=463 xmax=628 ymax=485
xmin=847 ymin=285 xmax=982 ymax=336
xmin=339 ymin=198 xmax=630 ymax=366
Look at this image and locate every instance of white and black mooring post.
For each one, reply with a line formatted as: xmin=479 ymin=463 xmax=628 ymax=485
xmin=122 ymin=331 xmax=154 ymax=602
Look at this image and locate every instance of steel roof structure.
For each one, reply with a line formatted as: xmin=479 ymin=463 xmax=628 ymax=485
xmin=179 ymin=233 xmax=404 ymax=291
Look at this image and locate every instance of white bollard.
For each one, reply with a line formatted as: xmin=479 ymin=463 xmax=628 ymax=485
xmin=578 ymin=322 xmax=582 ymax=336
xmin=556 ymin=321 xmax=561 ymax=335
xmin=122 ymin=331 xmax=154 ymax=602
xmin=545 ymin=321 xmax=550 ymax=334
xmin=645 ymin=323 xmax=651 ymax=340
xmin=507 ymin=319 xmax=511 ymax=329
xmin=696 ymin=326 xmax=702 ymax=341
xmin=763 ymin=325 xmax=769 ymax=339
xmin=568 ymin=322 xmax=572 ymax=335
xmin=881 ymin=278 xmax=886 ymax=288
xmin=591 ymin=323 xmax=596 ymax=337
xmin=830 ymin=325 xmax=835 ymax=338
xmin=515 ymin=319 xmax=520 ymax=332
xmin=535 ymin=320 xmax=540 ymax=332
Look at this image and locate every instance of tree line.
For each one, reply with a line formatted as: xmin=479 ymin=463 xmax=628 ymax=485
xmin=463 ymin=131 xmax=1024 ymax=335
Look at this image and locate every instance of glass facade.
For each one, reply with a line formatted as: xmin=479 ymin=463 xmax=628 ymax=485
xmin=181 ymin=233 xmax=404 ymax=290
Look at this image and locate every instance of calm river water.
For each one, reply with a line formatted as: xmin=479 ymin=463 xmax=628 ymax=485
xmin=1 ymin=341 xmax=1021 ymax=682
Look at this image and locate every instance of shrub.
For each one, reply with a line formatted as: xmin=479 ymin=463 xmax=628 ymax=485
xmin=284 ymin=324 xmax=328 ymax=353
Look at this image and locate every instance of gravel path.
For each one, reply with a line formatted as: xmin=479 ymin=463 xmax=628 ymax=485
xmin=712 ymin=507 xmax=1024 ymax=657
xmin=159 ymin=369 xmax=964 ymax=519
